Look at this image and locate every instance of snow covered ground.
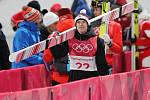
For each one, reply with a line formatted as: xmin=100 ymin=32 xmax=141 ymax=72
xmin=0 ymin=0 xmax=149 ymax=50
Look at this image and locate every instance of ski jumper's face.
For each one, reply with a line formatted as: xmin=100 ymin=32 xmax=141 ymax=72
xmin=76 ymin=19 xmax=88 ymax=34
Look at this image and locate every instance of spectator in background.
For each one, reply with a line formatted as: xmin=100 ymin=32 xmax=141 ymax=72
xmin=43 ymin=9 xmax=75 ymax=85
xmin=0 ymin=22 xmax=11 ymax=70
xmin=111 ymin=0 xmax=132 ymax=49
xmin=40 ymin=11 xmax=59 ymax=41
xmin=27 ymin=0 xmax=41 ymax=12
xmin=42 ymin=11 xmax=59 ymax=63
xmin=43 ymin=12 xmax=59 ymax=34
xmin=12 ymin=6 xmax=44 ymax=68
xmin=71 ymin=0 xmax=92 ymax=18
xmin=27 ymin=0 xmax=48 ymax=16
xmin=56 ymin=8 xmax=75 ymax=74
xmin=11 ymin=11 xmax=24 ymax=32
xmin=27 ymin=0 xmax=49 ymax=41
xmin=50 ymin=3 xmax=62 ymax=15
xmin=43 ymin=11 xmax=69 ymax=85
xmin=57 ymin=8 xmax=75 ymax=32
xmin=91 ymin=0 xmax=123 ymax=73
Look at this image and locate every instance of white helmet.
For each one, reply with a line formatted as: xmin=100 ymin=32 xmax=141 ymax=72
xmin=43 ymin=12 xmax=59 ymax=27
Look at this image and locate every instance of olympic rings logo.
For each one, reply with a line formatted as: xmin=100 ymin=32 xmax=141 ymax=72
xmin=72 ymin=43 xmax=93 ymax=53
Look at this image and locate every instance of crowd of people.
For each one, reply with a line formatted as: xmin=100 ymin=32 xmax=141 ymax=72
xmin=0 ymin=0 xmax=150 ymax=86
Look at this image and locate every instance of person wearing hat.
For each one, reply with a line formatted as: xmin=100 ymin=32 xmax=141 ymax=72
xmin=50 ymin=8 xmax=75 ymax=84
xmin=11 ymin=11 xmax=24 ymax=31
xmin=12 ymin=6 xmax=44 ymax=68
xmin=27 ymin=0 xmax=41 ymax=12
xmin=39 ymin=11 xmax=59 ymax=41
xmin=27 ymin=0 xmax=48 ymax=16
xmin=42 ymin=11 xmax=69 ymax=85
xmin=0 ymin=22 xmax=11 ymax=70
xmin=56 ymin=8 xmax=75 ymax=32
xmin=91 ymin=0 xmax=123 ymax=73
xmin=50 ymin=3 xmax=62 ymax=15
xmin=48 ymin=10 xmax=110 ymax=81
xmin=71 ymin=0 xmax=92 ymax=18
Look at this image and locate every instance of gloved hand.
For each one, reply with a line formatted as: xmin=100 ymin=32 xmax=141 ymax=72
xmin=102 ymin=33 xmax=112 ymax=46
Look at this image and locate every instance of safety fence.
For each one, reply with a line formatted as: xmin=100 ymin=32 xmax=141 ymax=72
xmin=0 ymin=67 xmax=150 ymax=100
xmin=0 ymin=52 xmax=128 ymax=92
xmin=0 ymin=64 xmax=51 ymax=93
xmin=0 ymin=51 xmax=131 ymax=93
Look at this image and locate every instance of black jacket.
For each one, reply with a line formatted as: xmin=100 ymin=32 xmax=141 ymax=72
xmin=39 ymin=25 xmax=50 ymax=41
xmin=0 ymin=30 xmax=11 ymax=70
